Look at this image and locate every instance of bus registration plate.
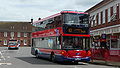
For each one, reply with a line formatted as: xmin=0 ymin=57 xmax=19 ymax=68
xmin=75 ymin=58 xmax=81 ymax=60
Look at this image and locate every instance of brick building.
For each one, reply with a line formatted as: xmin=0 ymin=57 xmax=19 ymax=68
xmin=86 ymin=0 xmax=120 ymax=49
xmin=0 ymin=21 xmax=32 ymax=47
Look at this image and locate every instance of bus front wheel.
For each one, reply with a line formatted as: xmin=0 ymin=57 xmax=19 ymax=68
xmin=50 ymin=54 xmax=56 ymax=62
xmin=35 ymin=51 xmax=39 ymax=58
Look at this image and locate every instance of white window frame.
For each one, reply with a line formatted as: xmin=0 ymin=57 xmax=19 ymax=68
xmin=4 ymin=40 xmax=7 ymax=45
xmin=91 ymin=22 xmax=93 ymax=27
xmin=113 ymin=5 xmax=117 ymax=14
xmin=89 ymin=16 xmax=94 ymax=27
xmin=17 ymin=32 xmax=21 ymax=37
xmin=4 ymin=32 xmax=7 ymax=37
xmin=98 ymin=13 xmax=101 ymax=25
xmin=103 ymin=10 xmax=105 ymax=24
xmin=94 ymin=15 xmax=97 ymax=26
xmin=18 ymin=40 xmax=21 ymax=45
xmin=24 ymin=39 xmax=27 ymax=45
xmin=108 ymin=8 xmax=111 ymax=22
xmin=24 ymin=33 xmax=27 ymax=37
xmin=11 ymin=32 xmax=14 ymax=37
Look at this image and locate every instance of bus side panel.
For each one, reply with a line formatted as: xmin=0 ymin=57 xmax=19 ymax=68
xmin=38 ymin=48 xmax=52 ymax=58
xmin=34 ymin=48 xmax=66 ymax=61
xmin=31 ymin=47 xmax=49 ymax=58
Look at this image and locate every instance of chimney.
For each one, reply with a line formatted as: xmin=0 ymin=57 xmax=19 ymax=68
xmin=31 ymin=19 xmax=33 ymax=23
xmin=38 ymin=18 xmax=41 ymax=20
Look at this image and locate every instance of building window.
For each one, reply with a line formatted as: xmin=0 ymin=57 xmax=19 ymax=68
xmin=113 ymin=5 xmax=117 ymax=14
xmin=91 ymin=22 xmax=93 ymax=27
xmin=98 ymin=13 xmax=101 ymax=25
xmin=24 ymin=33 xmax=27 ymax=37
xmin=93 ymin=15 xmax=97 ymax=27
xmin=118 ymin=39 xmax=120 ymax=48
xmin=111 ymin=39 xmax=118 ymax=49
xmin=108 ymin=8 xmax=111 ymax=22
xmin=101 ymin=11 xmax=103 ymax=24
xmin=11 ymin=32 xmax=14 ymax=37
xmin=24 ymin=40 xmax=27 ymax=45
xmin=23 ymin=26 xmax=27 ymax=30
xmin=119 ymin=3 xmax=120 ymax=19
xmin=17 ymin=32 xmax=21 ymax=37
xmin=18 ymin=40 xmax=21 ymax=45
xmin=110 ymin=5 xmax=117 ymax=21
xmin=96 ymin=13 xmax=99 ymax=25
xmin=4 ymin=32 xmax=7 ymax=37
xmin=89 ymin=16 xmax=93 ymax=27
xmin=103 ymin=10 xmax=105 ymax=24
xmin=28 ymin=33 xmax=31 ymax=37
xmin=117 ymin=3 xmax=119 ymax=19
xmin=4 ymin=40 xmax=7 ymax=45
xmin=110 ymin=6 xmax=113 ymax=16
xmin=105 ymin=9 xmax=108 ymax=23
xmin=0 ymin=32 xmax=1 ymax=37
xmin=11 ymin=26 xmax=14 ymax=29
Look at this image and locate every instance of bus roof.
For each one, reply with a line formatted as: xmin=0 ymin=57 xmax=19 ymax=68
xmin=33 ymin=13 xmax=61 ymax=24
xmin=60 ymin=10 xmax=88 ymax=14
xmin=33 ymin=11 xmax=88 ymax=24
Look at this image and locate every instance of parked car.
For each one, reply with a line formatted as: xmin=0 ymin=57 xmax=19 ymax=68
xmin=8 ymin=43 xmax=19 ymax=49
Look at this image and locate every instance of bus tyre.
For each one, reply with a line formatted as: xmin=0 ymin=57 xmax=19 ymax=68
xmin=51 ymin=54 xmax=56 ymax=62
xmin=35 ymin=51 xmax=39 ymax=58
xmin=74 ymin=61 xmax=78 ymax=64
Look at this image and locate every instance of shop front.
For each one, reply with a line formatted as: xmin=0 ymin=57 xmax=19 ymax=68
xmin=90 ymin=25 xmax=120 ymax=63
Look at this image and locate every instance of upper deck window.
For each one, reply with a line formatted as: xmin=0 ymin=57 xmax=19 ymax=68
xmin=64 ymin=13 xmax=89 ymax=25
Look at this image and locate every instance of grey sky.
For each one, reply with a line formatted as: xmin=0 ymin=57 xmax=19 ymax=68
xmin=0 ymin=0 xmax=102 ymax=22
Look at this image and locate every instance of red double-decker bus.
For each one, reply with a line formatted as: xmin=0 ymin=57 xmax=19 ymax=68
xmin=31 ymin=10 xmax=91 ymax=63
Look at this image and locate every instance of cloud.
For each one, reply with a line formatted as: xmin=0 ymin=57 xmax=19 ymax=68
xmin=0 ymin=0 xmax=102 ymax=21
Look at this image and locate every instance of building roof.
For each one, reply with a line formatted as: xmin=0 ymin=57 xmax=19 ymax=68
xmin=0 ymin=21 xmax=32 ymax=32
xmin=85 ymin=0 xmax=114 ymax=13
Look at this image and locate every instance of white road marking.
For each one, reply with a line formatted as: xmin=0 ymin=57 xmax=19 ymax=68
xmin=0 ymin=50 xmax=11 ymax=59
xmin=0 ymin=51 xmax=5 ymax=60
xmin=78 ymin=62 xmax=88 ymax=65
xmin=75 ymin=66 xmax=82 ymax=68
xmin=6 ymin=63 xmax=12 ymax=65
xmin=56 ymin=65 xmax=82 ymax=68
xmin=0 ymin=51 xmax=12 ymax=66
xmin=1 ymin=50 xmax=8 ymax=53
xmin=7 ymin=56 xmax=10 ymax=58
xmin=0 ymin=63 xmax=12 ymax=65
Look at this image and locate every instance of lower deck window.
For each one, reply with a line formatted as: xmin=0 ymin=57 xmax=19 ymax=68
xmin=4 ymin=40 xmax=7 ymax=45
xmin=62 ymin=36 xmax=90 ymax=50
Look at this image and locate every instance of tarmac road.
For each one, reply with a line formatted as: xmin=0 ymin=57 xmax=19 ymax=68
xmin=0 ymin=47 xmax=117 ymax=68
